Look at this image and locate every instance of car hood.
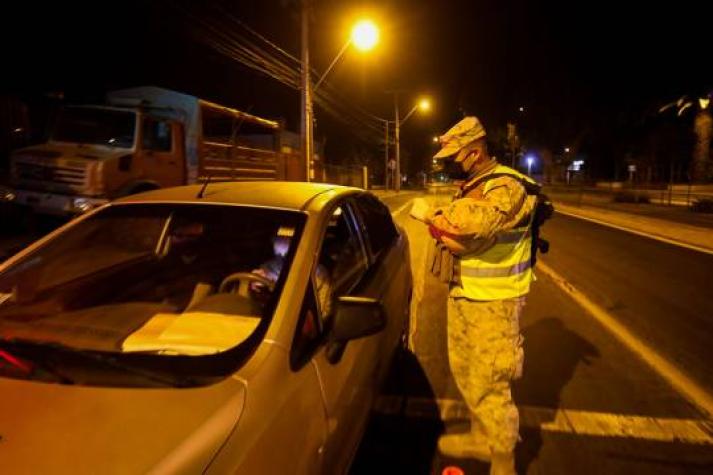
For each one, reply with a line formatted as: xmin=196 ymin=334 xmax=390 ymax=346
xmin=0 ymin=375 xmax=246 ymax=474
xmin=12 ymin=143 xmax=132 ymax=164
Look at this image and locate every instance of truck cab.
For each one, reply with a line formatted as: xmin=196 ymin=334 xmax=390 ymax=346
xmin=6 ymin=105 xmax=185 ymax=215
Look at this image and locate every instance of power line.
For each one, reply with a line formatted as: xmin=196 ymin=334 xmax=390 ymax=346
xmin=172 ymin=2 xmax=386 ymax=143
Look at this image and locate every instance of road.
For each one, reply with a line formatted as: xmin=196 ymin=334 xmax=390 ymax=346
xmin=352 ymin=192 xmax=713 ymax=474
xmin=3 ymin=192 xmax=713 ymax=474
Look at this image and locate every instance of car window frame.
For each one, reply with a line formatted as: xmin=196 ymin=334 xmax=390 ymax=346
xmin=317 ymin=199 xmax=369 ymax=300
xmin=289 ymin=197 xmax=370 ymax=369
xmin=351 ymin=193 xmax=399 ymax=265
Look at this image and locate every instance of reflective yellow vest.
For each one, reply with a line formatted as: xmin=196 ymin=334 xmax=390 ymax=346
xmin=452 ymin=165 xmax=537 ymax=301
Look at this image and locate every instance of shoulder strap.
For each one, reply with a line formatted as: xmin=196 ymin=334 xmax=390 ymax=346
xmin=462 ymin=171 xmax=541 ymax=197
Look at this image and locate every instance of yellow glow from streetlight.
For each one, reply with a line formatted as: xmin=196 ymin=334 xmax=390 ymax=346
xmin=351 ymin=20 xmax=379 ymax=52
xmin=700 ymin=98 xmax=710 ymax=110
xmin=418 ymin=98 xmax=432 ymax=112
xmin=432 ymin=136 xmax=439 ymax=143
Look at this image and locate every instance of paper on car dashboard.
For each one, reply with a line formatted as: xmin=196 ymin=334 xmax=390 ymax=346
xmin=122 ymin=312 xmax=260 ymax=355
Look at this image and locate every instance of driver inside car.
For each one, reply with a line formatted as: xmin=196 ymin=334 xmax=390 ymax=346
xmin=252 ymin=235 xmax=291 ymax=286
xmin=251 ymin=232 xmax=333 ymax=316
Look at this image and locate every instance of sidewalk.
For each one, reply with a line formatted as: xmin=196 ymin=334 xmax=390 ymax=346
xmin=554 ymin=200 xmax=713 ymax=253
xmin=374 ymin=186 xmax=713 ymax=253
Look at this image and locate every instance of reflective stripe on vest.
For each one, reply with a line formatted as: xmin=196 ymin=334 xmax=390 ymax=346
xmin=453 ymin=164 xmax=536 ymax=301
xmin=460 ymin=257 xmax=532 ymax=278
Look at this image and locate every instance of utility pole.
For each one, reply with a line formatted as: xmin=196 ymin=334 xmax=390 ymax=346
xmin=384 ymin=120 xmax=390 ymax=189
xmin=394 ymin=93 xmax=401 ymax=192
xmin=300 ymin=0 xmax=313 ymax=182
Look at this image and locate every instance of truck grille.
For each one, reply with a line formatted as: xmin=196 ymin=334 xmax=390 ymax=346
xmin=15 ymin=162 xmax=87 ymax=186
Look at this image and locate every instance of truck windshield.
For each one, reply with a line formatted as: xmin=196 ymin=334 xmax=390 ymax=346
xmin=52 ymin=107 xmax=136 ymax=148
xmin=0 ymin=203 xmax=305 ymax=386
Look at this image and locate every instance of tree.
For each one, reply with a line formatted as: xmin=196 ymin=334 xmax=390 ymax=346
xmin=660 ymin=95 xmax=712 ymax=183
xmin=692 ymin=99 xmax=712 ymax=182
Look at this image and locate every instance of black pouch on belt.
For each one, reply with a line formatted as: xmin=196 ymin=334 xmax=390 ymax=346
xmin=429 ymin=241 xmax=454 ymax=284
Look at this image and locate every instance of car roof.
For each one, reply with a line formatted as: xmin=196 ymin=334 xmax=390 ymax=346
xmin=114 ymin=181 xmax=362 ymax=212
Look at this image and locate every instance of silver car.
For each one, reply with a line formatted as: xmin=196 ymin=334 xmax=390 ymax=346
xmin=0 ymin=182 xmax=412 ymax=474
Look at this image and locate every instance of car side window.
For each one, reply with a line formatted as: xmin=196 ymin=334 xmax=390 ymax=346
xmin=315 ymin=204 xmax=368 ymax=315
xmin=290 ymin=203 xmax=368 ymax=370
xmin=290 ymin=282 xmax=322 ymax=370
xmin=143 ymin=117 xmax=172 ymax=151
xmin=353 ymin=194 xmax=398 ymax=259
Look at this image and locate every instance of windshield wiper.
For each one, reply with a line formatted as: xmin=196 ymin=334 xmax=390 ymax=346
xmin=0 ymin=338 xmax=195 ymax=387
xmin=0 ymin=340 xmax=76 ymax=384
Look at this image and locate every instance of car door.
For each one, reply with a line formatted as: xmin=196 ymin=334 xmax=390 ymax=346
xmin=350 ymin=193 xmax=412 ymax=374
xmin=302 ymin=200 xmax=386 ymax=472
xmin=138 ymin=116 xmax=185 ymax=187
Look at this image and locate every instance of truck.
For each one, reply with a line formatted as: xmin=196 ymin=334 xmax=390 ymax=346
xmin=0 ymin=86 xmax=308 ymax=215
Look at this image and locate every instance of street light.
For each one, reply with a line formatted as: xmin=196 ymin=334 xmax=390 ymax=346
xmin=400 ymin=96 xmax=432 ymax=126
xmin=391 ymin=95 xmax=432 ymax=192
xmin=526 ymin=155 xmax=535 ymax=175
xmin=351 ymin=20 xmax=379 ymax=51
xmin=301 ymin=11 xmax=380 ymax=183
xmin=314 ymin=18 xmax=380 ymax=91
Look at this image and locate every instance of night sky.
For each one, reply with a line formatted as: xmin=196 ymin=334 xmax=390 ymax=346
xmin=2 ymin=0 xmax=711 ymax=176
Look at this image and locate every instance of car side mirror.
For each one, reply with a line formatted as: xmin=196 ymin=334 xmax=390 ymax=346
xmin=329 ymin=296 xmax=386 ymax=343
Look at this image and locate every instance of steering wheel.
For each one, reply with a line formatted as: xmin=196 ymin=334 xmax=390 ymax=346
xmin=219 ymin=272 xmax=275 ymax=297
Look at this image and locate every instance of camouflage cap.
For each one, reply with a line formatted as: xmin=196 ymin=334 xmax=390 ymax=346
xmin=433 ymin=116 xmax=487 ymax=159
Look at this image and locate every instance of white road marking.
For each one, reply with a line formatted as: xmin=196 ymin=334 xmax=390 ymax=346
xmin=555 ymin=208 xmax=713 ymax=256
xmin=537 ymin=261 xmax=713 ymax=419
xmin=373 ymin=396 xmax=713 ymax=445
xmin=384 ymin=195 xmax=713 ymax=443
xmin=392 ymin=199 xmax=414 ymax=217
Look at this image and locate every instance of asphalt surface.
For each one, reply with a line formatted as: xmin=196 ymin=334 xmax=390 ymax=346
xmin=352 ymin=193 xmax=713 ymax=474
xmin=3 ymin=192 xmax=713 ymax=474
xmin=542 ymin=212 xmax=713 ymax=395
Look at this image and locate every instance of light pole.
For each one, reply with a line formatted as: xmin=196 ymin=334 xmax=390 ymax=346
xmin=384 ymin=119 xmax=390 ymax=189
xmin=390 ymin=95 xmax=431 ymax=191
xmin=394 ymin=93 xmax=401 ymax=191
xmin=301 ymin=11 xmax=380 ymax=182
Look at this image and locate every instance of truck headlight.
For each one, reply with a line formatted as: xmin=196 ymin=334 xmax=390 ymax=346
xmin=0 ymin=188 xmax=16 ymax=202
xmin=72 ymin=197 xmax=93 ymax=212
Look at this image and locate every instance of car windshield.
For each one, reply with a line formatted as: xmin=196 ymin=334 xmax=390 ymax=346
xmin=0 ymin=203 xmax=304 ymax=370
xmin=52 ymin=107 xmax=136 ymax=148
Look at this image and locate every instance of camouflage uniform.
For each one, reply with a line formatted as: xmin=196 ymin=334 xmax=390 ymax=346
xmin=430 ymin=166 xmax=533 ymax=454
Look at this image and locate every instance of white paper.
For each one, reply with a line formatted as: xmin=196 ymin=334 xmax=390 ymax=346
xmin=409 ymin=198 xmax=431 ymax=222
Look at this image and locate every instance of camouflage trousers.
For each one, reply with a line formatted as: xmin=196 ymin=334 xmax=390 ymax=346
xmin=447 ymin=296 xmax=525 ymax=453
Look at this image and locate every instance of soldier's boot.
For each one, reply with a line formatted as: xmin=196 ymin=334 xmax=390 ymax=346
xmin=437 ymin=425 xmax=491 ymax=462
xmin=490 ymin=451 xmax=516 ymax=475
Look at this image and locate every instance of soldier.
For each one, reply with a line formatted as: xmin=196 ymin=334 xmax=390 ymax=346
xmin=414 ymin=116 xmax=538 ymax=475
